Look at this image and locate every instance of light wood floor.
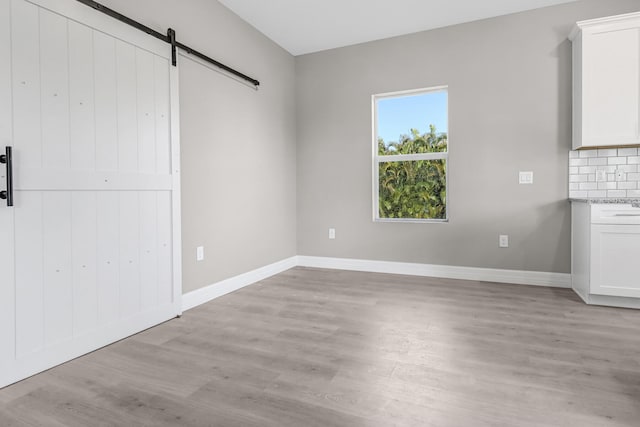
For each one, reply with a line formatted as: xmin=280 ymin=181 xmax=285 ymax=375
xmin=2 ymin=267 xmax=640 ymax=426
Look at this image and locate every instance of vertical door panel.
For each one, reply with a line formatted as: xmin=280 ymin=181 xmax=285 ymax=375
xmin=14 ymin=192 xmax=44 ymax=357
xmin=119 ymin=191 xmax=141 ymax=318
xmin=155 ymin=57 xmax=171 ymax=175
xmin=11 ymin=0 xmax=41 ymax=171
xmin=97 ymin=191 xmax=120 ymax=325
xmin=0 ymin=206 xmax=15 ymax=367
xmin=72 ymin=191 xmax=98 ymax=336
xmin=42 ymin=191 xmax=73 ymax=346
xmin=0 ymin=0 xmax=11 ymax=144
xmin=157 ymin=191 xmax=173 ymax=305
xmin=69 ymin=21 xmax=96 ymax=171
xmin=584 ymin=28 xmax=640 ymax=144
xmin=137 ymin=48 xmax=157 ymax=174
xmin=94 ymin=32 xmax=118 ymax=171
xmin=116 ymin=41 xmax=138 ymax=173
xmin=39 ymin=8 xmax=70 ymax=169
xmin=140 ymin=191 xmax=159 ymax=309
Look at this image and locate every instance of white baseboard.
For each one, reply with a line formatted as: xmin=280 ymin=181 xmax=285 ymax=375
xmin=297 ymin=256 xmax=571 ymax=289
xmin=182 ymin=255 xmax=571 ymax=312
xmin=182 ymin=256 xmax=298 ymax=311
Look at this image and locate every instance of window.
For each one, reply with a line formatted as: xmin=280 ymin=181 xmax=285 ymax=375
xmin=373 ymin=86 xmax=448 ymax=222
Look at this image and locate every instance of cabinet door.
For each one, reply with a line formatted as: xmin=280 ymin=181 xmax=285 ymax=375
xmin=591 ymin=224 xmax=640 ymax=297
xmin=583 ymin=26 xmax=640 ymax=147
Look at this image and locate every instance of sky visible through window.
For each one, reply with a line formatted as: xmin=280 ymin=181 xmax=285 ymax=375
xmin=377 ymin=91 xmax=448 ymax=145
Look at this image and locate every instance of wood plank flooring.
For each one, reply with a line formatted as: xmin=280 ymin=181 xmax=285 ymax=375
xmin=2 ymin=266 xmax=640 ymax=426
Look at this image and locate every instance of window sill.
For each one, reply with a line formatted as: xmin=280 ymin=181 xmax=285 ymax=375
xmin=374 ymin=218 xmax=449 ymax=224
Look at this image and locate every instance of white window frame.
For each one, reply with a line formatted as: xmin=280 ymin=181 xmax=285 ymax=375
xmin=372 ymin=85 xmax=449 ymax=223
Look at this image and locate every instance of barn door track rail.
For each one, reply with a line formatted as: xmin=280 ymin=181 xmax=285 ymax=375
xmin=75 ymin=0 xmax=260 ymax=87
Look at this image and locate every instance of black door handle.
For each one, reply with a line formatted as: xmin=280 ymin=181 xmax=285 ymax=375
xmin=0 ymin=146 xmax=13 ymax=207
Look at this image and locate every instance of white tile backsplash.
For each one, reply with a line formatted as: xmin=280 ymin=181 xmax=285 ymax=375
xmin=608 ymin=190 xmax=627 ymax=198
xmin=587 ymin=190 xmax=607 ymax=198
xmin=579 ymin=182 xmax=597 ymax=190
xmin=618 ymin=182 xmax=637 ymax=190
xmin=618 ymin=148 xmax=638 ymax=157
xmin=608 ymin=157 xmax=627 ymax=165
xmin=598 ymin=148 xmax=618 ymax=157
xmin=579 ymin=166 xmax=596 ymax=174
xmin=580 ymin=150 xmax=599 ymax=158
xmin=569 ymin=147 xmax=640 ymax=199
xmin=588 ymin=157 xmax=607 ymax=166
xmin=617 ymin=165 xmax=638 ymax=173
xmin=628 ymin=156 xmax=640 ymax=165
xmin=598 ymin=182 xmax=617 ymax=190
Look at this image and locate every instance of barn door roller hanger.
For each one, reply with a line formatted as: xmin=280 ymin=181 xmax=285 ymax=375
xmin=76 ymin=0 xmax=260 ymax=87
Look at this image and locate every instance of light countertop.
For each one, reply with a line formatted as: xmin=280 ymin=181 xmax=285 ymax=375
xmin=570 ymin=198 xmax=640 ymax=205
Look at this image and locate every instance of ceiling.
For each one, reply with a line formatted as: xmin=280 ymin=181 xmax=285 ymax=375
xmin=218 ymin=0 xmax=580 ymax=56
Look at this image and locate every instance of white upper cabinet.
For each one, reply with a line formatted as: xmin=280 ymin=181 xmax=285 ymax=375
xmin=570 ymin=12 xmax=640 ymax=150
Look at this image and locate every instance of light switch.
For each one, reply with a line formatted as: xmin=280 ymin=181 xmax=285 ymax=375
xmin=328 ymin=228 xmax=336 ymax=239
xmin=196 ymin=246 xmax=204 ymax=261
xmin=519 ymin=171 xmax=533 ymax=185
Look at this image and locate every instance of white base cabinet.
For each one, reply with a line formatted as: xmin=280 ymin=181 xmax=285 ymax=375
xmin=591 ymin=224 xmax=640 ymax=298
xmin=571 ymin=202 xmax=640 ymax=308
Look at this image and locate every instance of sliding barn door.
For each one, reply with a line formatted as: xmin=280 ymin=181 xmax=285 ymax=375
xmin=0 ymin=0 xmax=182 ymax=388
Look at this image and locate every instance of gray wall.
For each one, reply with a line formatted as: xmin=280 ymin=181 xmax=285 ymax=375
xmin=100 ymin=0 xmax=297 ymax=293
xmin=295 ymin=0 xmax=639 ymax=274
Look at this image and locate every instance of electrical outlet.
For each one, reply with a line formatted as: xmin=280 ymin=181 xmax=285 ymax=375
xmin=499 ymin=235 xmax=509 ymax=248
xmin=519 ymin=171 xmax=533 ymax=185
xmin=328 ymin=228 xmax=336 ymax=239
xmin=596 ymin=169 xmax=607 ymax=182
xmin=196 ymin=246 xmax=204 ymax=261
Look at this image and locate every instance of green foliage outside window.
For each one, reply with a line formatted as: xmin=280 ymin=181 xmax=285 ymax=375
xmin=378 ymin=124 xmax=447 ymax=220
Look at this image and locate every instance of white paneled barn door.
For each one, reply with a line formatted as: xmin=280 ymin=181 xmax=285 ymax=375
xmin=0 ymin=0 xmax=182 ymax=388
